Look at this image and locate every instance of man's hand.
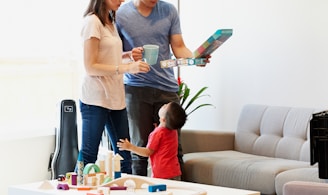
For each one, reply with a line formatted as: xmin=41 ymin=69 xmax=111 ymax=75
xmin=197 ymin=55 xmax=212 ymax=67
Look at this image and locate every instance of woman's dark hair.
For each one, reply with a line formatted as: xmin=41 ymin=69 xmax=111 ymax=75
xmin=83 ymin=0 xmax=115 ymax=26
xmin=165 ymin=102 xmax=187 ymax=130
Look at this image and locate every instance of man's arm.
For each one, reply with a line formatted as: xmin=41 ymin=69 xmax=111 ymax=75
xmin=170 ymin=34 xmax=211 ymax=66
xmin=170 ymin=34 xmax=193 ymax=59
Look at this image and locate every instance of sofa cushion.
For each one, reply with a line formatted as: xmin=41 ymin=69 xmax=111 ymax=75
xmin=183 ymin=150 xmax=312 ymax=195
xmin=235 ymin=104 xmax=318 ymax=161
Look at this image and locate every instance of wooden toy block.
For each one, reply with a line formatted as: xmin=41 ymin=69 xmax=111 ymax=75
xmin=148 ymin=184 xmax=167 ymax=192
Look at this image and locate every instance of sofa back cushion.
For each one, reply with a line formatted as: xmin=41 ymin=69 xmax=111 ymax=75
xmin=235 ymin=104 xmax=320 ymax=162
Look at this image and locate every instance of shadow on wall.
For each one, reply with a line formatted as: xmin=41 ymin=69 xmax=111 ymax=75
xmin=0 ymin=134 xmax=55 ymax=195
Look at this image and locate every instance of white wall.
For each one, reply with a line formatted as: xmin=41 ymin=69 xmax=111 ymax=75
xmin=1 ymin=133 xmax=55 ymax=195
xmin=179 ymin=0 xmax=328 ymax=131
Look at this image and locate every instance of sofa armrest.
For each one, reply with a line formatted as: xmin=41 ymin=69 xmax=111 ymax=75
xmin=283 ymin=181 xmax=328 ymax=195
xmin=181 ymin=129 xmax=235 ymax=154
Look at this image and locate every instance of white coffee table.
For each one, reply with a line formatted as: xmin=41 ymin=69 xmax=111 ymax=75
xmin=8 ymin=175 xmax=260 ymax=195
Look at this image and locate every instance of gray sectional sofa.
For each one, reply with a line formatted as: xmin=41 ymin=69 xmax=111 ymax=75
xmin=181 ymin=104 xmax=327 ymax=195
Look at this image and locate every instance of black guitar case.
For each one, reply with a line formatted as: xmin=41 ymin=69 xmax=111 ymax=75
xmin=50 ymin=99 xmax=79 ymax=179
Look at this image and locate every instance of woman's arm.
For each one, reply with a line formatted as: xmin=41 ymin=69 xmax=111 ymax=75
xmin=84 ymin=38 xmax=150 ymax=76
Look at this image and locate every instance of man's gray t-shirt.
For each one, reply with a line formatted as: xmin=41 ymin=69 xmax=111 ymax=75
xmin=116 ymin=1 xmax=181 ymax=92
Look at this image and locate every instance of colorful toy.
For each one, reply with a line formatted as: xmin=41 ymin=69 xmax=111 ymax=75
xmin=109 ymin=186 xmax=127 ymax=190
xmin=65 ymin=172 xmax=77 ymax=185
xmin=76 ymin=151 xmax=84 ymax=185
xmin=148 ymin=184 xmax=167 ymax=192
xmin=113 ymin=153 xmax=123 ymax=179
xmin=57 ymin=183 xmax=69 ymax=190
xmin=53 ymin=150 xmax=207 ymax=194
xmin=37 ymin=174 xmax=207 ymax=194
xmin=57 ymin=174 xmax=65 ymax=181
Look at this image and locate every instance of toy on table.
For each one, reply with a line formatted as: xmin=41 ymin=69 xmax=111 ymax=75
xmin=76 ymin=150 xmax=84 ymax=185
xmin=54 ymin=150 xmax=123 ymax=189
xmin=113 ymin=154 xmax=123 ymax=179
xmin=52 ymin=149 xmax=208 ymax=194
xmin=57 ymin=183 xmax=69 ymax=190
xmin=148 ymin=184 xmax=167 ymax=192
xmin=100 ymin=176 xmax=207 ymax=194
xmin=42 ymin=174 xmax=207 ymax=195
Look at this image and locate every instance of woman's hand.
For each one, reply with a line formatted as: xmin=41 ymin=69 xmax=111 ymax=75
xmin=128 ymin=60 xmax=150 ymax=74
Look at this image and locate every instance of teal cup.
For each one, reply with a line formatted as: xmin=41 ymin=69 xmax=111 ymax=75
xmin=143 ymin=44 xmax=159 ymax=65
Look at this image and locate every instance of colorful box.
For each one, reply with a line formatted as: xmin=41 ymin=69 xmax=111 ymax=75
xmin=160 ymin=58 xmax=206 ymax=68
xmin=160 ymin=28 xmax=232 ymax=68
xmin=193 ymin=29 xmax=233 ymax=58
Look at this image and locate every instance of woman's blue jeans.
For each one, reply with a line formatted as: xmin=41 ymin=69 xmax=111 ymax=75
xmin=79 ymin=101 xmax=132 ymax=174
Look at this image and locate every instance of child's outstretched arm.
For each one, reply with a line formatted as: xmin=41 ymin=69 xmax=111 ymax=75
xmin=117 ymin=138 xmax=153 ymax=157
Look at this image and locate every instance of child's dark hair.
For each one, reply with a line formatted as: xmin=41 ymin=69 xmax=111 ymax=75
xmin=165 ymin=102 xmax=187 ymax=130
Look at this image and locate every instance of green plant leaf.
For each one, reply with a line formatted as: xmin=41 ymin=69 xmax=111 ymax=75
xmin=181 ymin=85 xmax=190 ymax=107
xmin=184 ymin=86 xmax=209 ymax=111
xmin=186 ymin=103 xmax=215 ymax=115
xmin=177 ymin=80 xmax=214 ymax=116
xmin=178 ymin=82 xmax=184 ymax=96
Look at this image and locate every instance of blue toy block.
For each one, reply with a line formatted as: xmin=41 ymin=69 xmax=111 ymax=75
xmin=148 ymin=184 xmax=167 ymax=192
xmin=114 ymin=171 xmax=121 ymax=179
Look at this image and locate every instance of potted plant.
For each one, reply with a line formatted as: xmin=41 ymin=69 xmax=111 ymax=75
xmin=177 ymin=77 xmax=214 ymax=116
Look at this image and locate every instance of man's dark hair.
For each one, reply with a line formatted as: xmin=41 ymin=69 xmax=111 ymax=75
xmin=165 ymin=102 xmax=187 ymax=130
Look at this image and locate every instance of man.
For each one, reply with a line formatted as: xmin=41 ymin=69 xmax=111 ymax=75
xmin=116 ymin=0 xmax=207 ymax=177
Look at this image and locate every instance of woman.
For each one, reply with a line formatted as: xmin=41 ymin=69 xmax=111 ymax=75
xmin=80 ymin=0 xmax=150 ymax=174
